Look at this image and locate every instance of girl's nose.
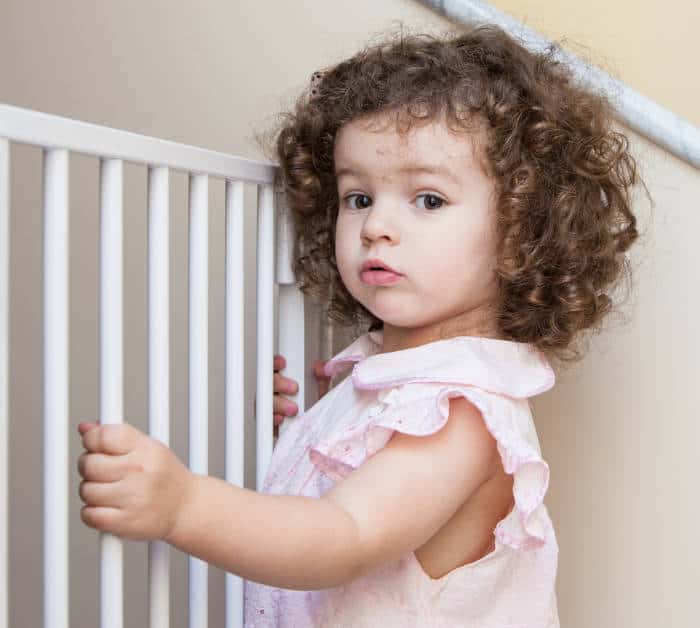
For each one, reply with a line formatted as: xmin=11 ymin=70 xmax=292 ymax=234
xmin=360 ymin=204 xmax=399 ymax=245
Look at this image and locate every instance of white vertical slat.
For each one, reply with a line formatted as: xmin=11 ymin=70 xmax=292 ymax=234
xmin=100 ymin=159 xmax=124 ymax=628
xmin=255 ymin=185 xmax=275 ymax=488
xmin=0 ymin=138 xmax=9 ymax=628
xmin=274 ymin=187 xmax=306 ymax=436
xmin=188 ymin=174 xmax=208 ymax=628
xmin=224 ymin=180 xmax=245 ymax=628
xmin=98 ymin=158 xmax=124 ymax=628
xmin=43 ymin=148 xmax=69 ymax=628
xmin=147 ymin=166 xmax=170 ymax=628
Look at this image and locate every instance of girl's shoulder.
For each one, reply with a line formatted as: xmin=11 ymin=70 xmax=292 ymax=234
xmin=312 ymin=329 xmax=556 ymax=551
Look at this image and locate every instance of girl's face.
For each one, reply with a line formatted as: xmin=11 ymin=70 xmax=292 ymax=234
xmin=333 ymin=113 xmax=501 ymax=351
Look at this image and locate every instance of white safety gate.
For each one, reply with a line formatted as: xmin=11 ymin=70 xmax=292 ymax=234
xmin=0 ymin=102 xmax=311 ymax=628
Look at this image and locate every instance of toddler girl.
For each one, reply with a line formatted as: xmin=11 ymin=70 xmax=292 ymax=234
xmin=77 ymin=23 xmax=639 ymax=627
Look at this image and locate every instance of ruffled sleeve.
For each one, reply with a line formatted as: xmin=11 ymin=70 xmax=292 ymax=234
xmin=308 ymin=383 xmax=552 ymax=551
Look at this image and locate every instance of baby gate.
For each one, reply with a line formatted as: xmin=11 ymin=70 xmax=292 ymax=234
xmin=0 ymin=102 xmax=316 ymax=628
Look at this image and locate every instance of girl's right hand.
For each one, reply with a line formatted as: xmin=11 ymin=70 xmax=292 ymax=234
xmin=273 ymin=354 xmax=331 ymax=437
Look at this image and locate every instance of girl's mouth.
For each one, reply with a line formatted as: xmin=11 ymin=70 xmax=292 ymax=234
xmin=360 ymin=270 xmax=403 ymax=285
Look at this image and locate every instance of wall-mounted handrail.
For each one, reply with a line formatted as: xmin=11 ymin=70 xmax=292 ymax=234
xmin=420 ymin=0 xmax=700 ymax=170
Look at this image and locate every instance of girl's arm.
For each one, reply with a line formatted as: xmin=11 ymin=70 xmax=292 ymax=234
xmin=165 ymin=476 xmax=360 ymax=590
xmin=165 ymin=395 xmax=499 ymax=590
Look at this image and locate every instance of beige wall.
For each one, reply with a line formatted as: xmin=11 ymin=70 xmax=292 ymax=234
xmin=1 ymin=1 xmax=697 ymax=627
xmin=490 ymin=0 xmax=700 ymax=127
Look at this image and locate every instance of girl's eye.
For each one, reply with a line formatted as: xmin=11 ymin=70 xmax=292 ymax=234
xmin=344 ymin=193 xmax=371 ymax=210
xmin=342 ymin=193 xmax=445 ymax=210
xmin=416 ymin=194 xmax=445 ymax=210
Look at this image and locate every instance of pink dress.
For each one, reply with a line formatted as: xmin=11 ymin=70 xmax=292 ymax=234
xmin=244 ymin=329 xmax=560 ymax=627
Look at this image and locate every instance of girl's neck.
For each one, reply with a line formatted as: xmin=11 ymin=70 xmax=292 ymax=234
xmin=377 ymin=311 xmax=503 ymax=354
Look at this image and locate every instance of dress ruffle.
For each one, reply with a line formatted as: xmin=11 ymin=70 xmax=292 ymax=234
xmin=308 ymin=383 xmax=551 ymax=551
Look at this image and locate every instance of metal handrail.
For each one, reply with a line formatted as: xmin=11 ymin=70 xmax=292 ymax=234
xmin=420 ymin=0 xmax=700 ymax=170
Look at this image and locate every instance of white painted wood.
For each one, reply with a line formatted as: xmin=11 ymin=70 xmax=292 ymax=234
xmin=0 ymin=103 xmax=306 ymax=628
xmin=147 ymin=166 xmax=171 ymax=628
xmin=188 ymin=173 xmax=209 ymax=628
xmin=275 ymin=189 xmax=307 ymax=434
xmin=99 ymin=158 xmax=125 ymax=628
xmin=43 ymin=148 xmax=69 ymax=628
xmin=0 ymin=103 xmax=277 ymax=183
xmin=224 ymin=180 xmax=245 ymax=628
xmin=255 ymin=185 xmax=275 ymax=489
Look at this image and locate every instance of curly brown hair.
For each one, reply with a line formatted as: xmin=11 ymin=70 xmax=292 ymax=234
xmin=256 ymin=24 xmax=642 ymax=367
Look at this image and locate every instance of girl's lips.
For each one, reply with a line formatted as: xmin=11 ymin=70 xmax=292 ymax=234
xmin=360 ymin=270 xmax=403 ymax=285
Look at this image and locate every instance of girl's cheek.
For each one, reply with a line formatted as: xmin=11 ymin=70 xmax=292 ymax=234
xmin=334 ymin=228 xmax=355 ymax=276
xmin=334 ymin=247 xmax=354 ymax=290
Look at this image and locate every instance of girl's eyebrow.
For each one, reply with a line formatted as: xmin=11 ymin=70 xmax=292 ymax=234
xmin=336 ymin=164 xmax=460 ymax=185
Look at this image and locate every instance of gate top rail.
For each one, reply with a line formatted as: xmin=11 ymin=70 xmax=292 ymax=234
xmin=0 ymin=102 xmax=278 ymax=183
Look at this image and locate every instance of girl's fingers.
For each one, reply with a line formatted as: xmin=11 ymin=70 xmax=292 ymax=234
xmin=274 ymin=372 xmax=298 ymax=395
xmin=79 ymin=480 xmax=120 ymax=508
xmin=274 ymin=394 xmax=298 ymax=418
xmin=253 ymin=393 xmax=296 ymax=417
xmin=77 ymin=451 xmax=126 ymax=483
xmin=253 ymin=397 xmax=295 ymax=425
xmin=78 ymin=421 xmax=99 ymax=435
xmin=271 ymin=356 xmax=333 ymax=422
xmin=312 ymin=360 xmax=331 ymax=398
xmin=312 ymin=360 xmax=330 ymax=381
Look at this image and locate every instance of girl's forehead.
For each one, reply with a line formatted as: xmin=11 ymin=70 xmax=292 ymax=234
xmin=334 ymin=117 xmax=484 ymax=171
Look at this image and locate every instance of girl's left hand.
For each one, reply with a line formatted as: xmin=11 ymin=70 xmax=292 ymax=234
xmin=77 ymin=421 xmax=193 ymax=541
